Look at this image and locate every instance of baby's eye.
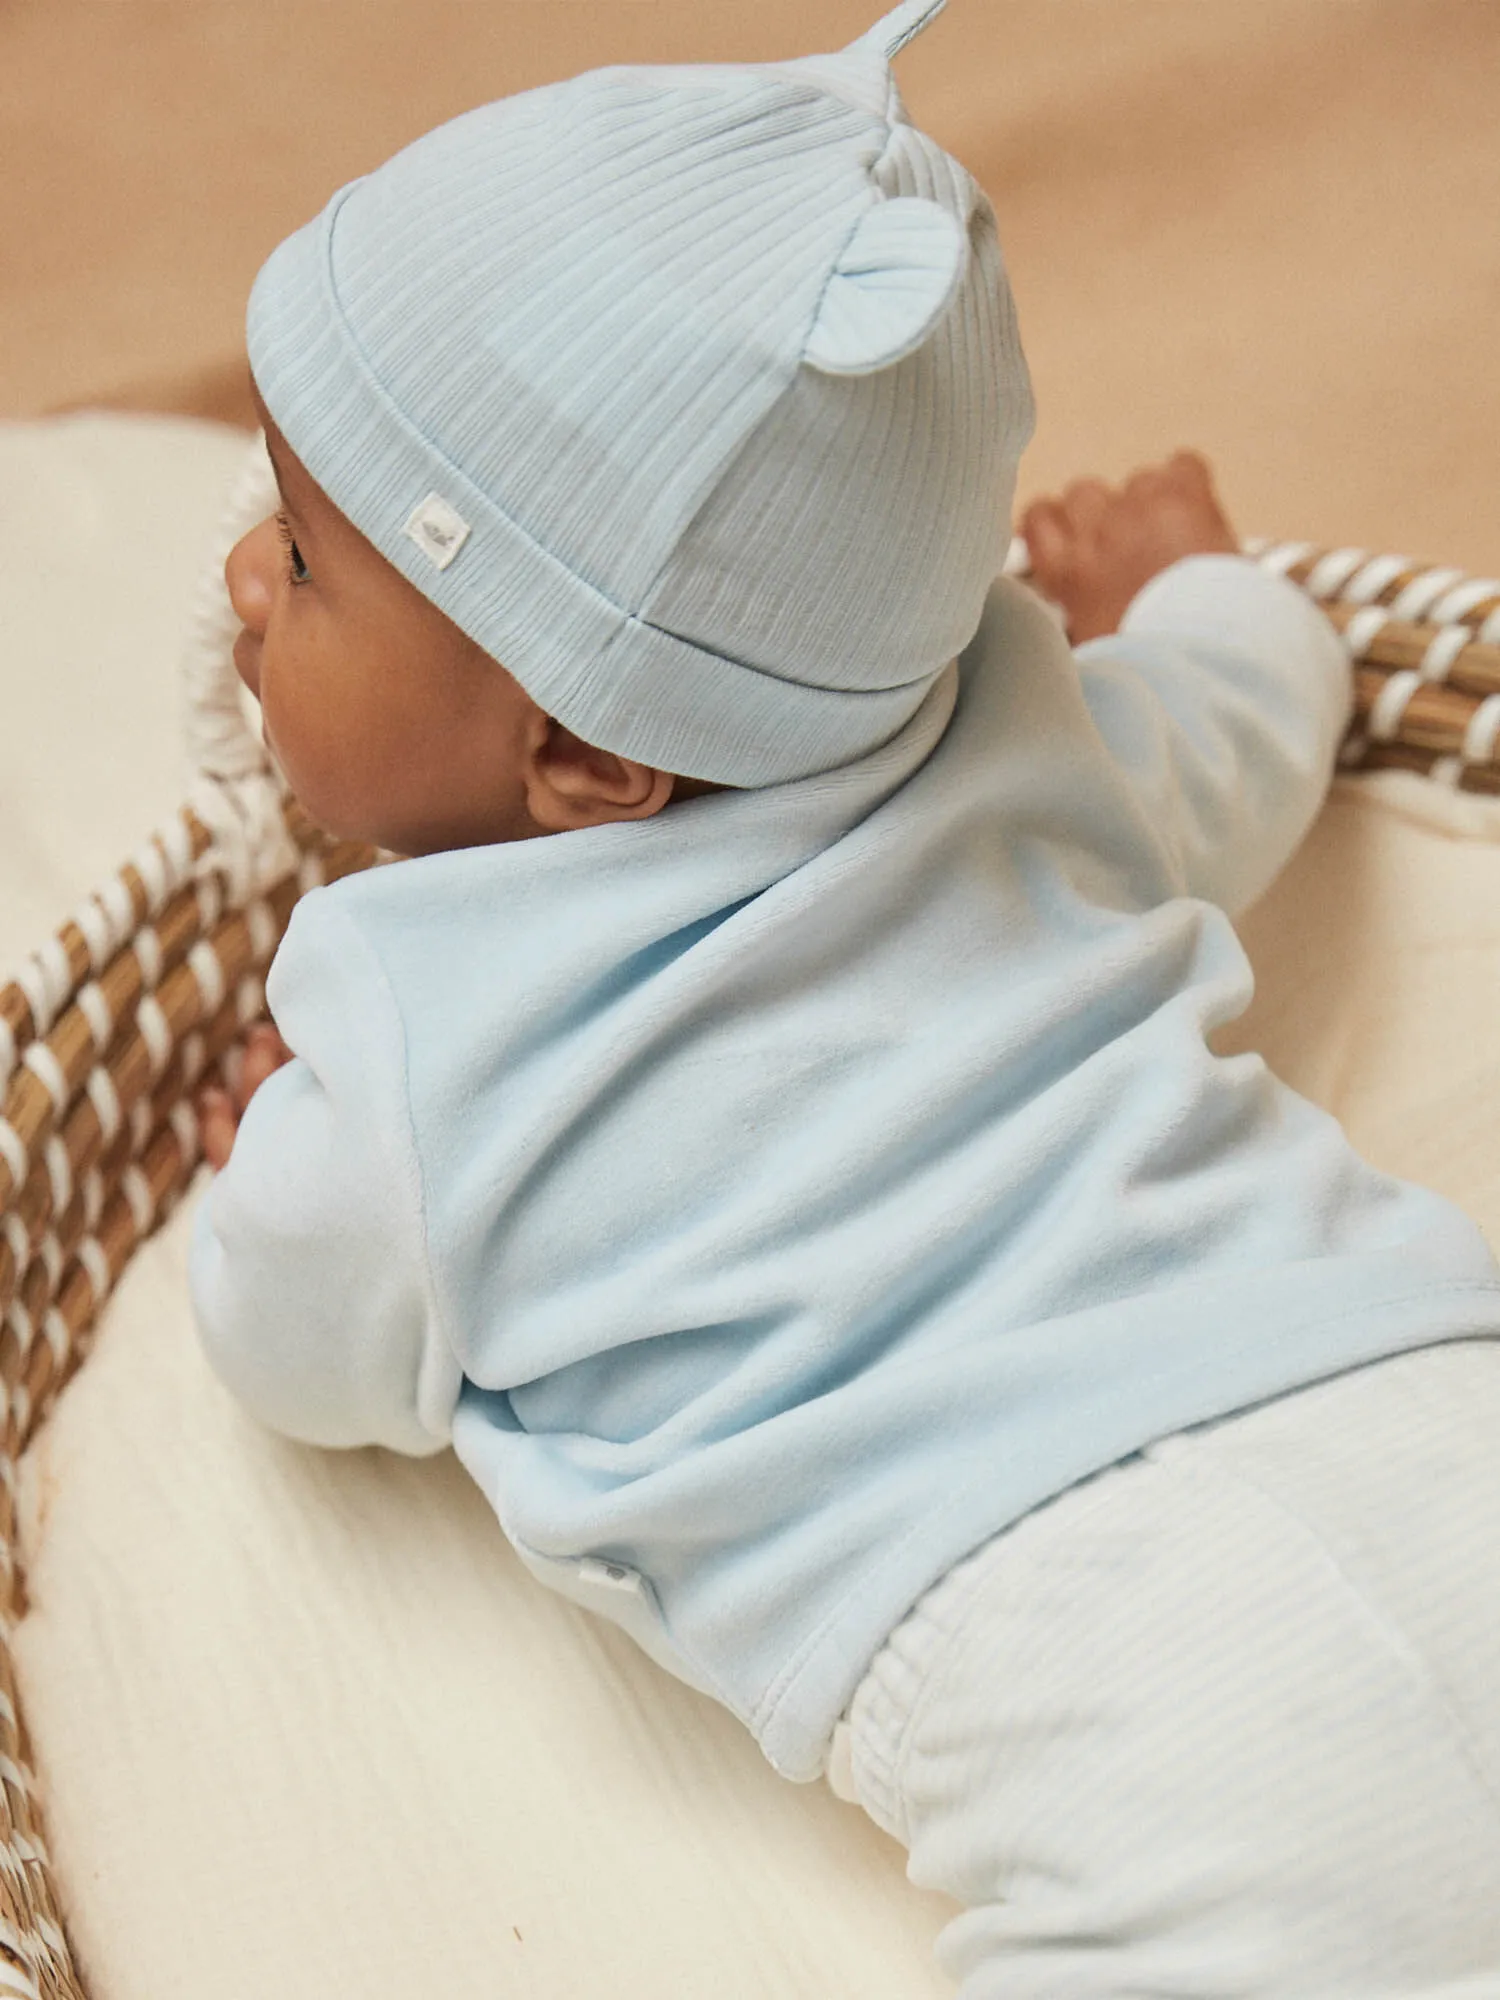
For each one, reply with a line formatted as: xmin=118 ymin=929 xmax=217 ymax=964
xmin=275 ymin=512 xmax=310 ymax=586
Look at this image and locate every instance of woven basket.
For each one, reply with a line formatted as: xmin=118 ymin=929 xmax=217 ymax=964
xmin=1 ymin=439 xmax=1498 ymax=1998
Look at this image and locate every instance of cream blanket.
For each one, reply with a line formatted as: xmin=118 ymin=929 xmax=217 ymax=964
xmin=4 ymin=415 xmax=1497 ymax=1999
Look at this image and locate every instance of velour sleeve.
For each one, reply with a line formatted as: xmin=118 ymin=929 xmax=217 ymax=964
xmin=1072 ymin=554 xmax=1352 ymax=917
xmin=188 ymin=893 xmax=462 ymax=1456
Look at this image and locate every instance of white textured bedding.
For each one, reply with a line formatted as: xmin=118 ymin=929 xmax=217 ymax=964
xmin=4 ymin=415 xmax=1498 ymax=1999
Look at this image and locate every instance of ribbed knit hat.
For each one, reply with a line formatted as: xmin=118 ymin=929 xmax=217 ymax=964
xmin=247 ymin=0 xmax=1034 ymax=785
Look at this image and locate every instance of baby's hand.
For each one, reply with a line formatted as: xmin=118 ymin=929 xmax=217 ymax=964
xmin=196 ymin=1023 xmax=291 ymax=1170
xmin=1021 ymin=450 xmax=1239 ymax=644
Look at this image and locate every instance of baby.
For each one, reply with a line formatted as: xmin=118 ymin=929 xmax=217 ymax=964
xmin=191 ymin=1 xmax=1500 ymax=1991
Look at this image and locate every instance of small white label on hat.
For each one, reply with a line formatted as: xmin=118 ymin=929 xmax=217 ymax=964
xmin=403 ymin=492 xmax=471 ymax=571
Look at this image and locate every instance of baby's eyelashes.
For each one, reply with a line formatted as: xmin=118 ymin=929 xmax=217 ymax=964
xmin=275 ymin=512 xmax=310 ymax=586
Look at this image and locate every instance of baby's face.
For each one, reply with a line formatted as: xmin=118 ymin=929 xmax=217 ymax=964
xmin=227 ymin=394 xmax=558 ymax=856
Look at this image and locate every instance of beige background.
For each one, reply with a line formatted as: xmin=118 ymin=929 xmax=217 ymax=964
xmin=3 ymin=0 xmax=1498 ymax=570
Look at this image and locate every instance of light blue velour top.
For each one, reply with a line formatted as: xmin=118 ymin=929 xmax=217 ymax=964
xmin=191 ymin=557 xmax=1500 ymax=1780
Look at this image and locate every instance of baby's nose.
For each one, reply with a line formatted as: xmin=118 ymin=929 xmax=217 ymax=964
xmin=225 ymin=517 xmax=277 ymax=637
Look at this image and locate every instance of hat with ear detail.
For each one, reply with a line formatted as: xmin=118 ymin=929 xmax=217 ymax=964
xmin=804 ymin=195 xmax=968 ymax=377
xmin=247 ymin=0 xmax=1035 ymax=786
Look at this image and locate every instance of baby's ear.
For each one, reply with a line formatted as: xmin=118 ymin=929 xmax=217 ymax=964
xmin=526 ymin=720 xmax=676 ymax=833
xmin=803 ymin=197 xmax=968 ymax=377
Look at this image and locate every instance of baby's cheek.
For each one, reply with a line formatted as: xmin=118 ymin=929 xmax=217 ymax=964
xmin=256 ymin=678 xmax=325 ymax=810
xmin=275 ymin=703 xmax=395 ymax=845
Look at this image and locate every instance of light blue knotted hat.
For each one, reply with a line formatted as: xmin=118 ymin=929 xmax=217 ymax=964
xmin=247 ymin=0 xmax=1035 ymax=784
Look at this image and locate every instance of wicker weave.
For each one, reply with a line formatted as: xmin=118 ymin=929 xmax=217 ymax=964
xmin=0 ymin=439 xmax=1496 ymax=1997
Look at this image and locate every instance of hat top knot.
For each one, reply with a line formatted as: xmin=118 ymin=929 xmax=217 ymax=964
xmin=856 ymin=0 xmax=950 ymax=60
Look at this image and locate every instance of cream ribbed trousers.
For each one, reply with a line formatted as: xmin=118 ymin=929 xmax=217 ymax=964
xmin=832 ymin=1340 xmax=1500 ymax=1997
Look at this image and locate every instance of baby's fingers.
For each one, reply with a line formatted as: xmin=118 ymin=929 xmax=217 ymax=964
xmin=1020 ymin=498 xmax=1076 ymax=581
xmin=1167 ymin=447 xmax=1215 ymax=490
xmin=197 ymin=1085 xmax=238 ymax=1171
xmin=239 ymin=1023 xmax=291 ymax=1107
